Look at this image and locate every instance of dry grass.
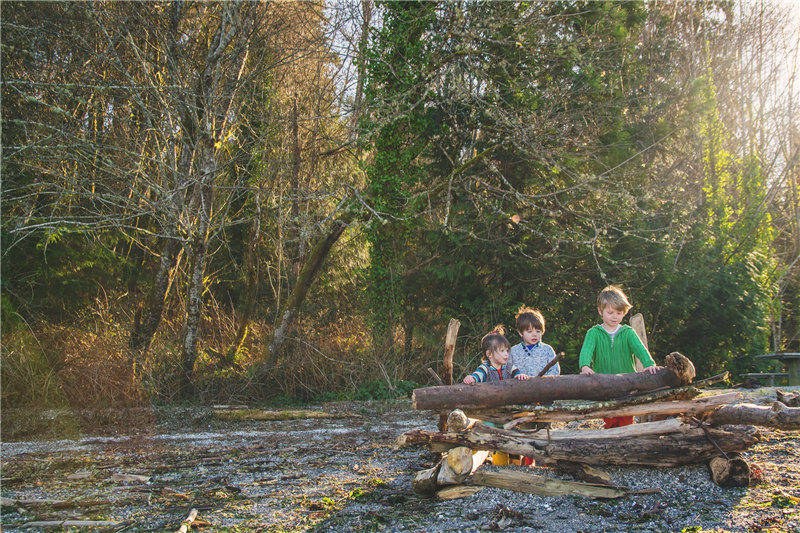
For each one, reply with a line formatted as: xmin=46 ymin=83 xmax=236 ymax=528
xmin=1 ymin=301 xmax=434 ymax=410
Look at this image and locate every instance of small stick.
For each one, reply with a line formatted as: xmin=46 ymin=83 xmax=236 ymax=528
xmin=176 ymin=508 xmax=198 ymax=533
xmin=427 ymin=368 xmax=445 ymax=386
xmin=537 ymin=353 xmax=564 ymax=377
xmin=690 ymin=417 xmax=729 ymax=460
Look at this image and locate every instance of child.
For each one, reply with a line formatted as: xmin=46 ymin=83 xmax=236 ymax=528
xmin=579 ymin=285 xmax=662 ymax=428
xmin=463 ymin=326 xmax=529 ymax=466
xmin=508 ymin=307 xmax=558 ymax=467
xmin=509 ymin=306 xmax=560 ymax=378
xmin=463 ymin=326 xmax=530 ymax=384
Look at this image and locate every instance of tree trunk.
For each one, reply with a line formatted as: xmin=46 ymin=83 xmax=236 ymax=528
xmin=180 ymin=187 xmax=212 ymax=397
xmin=413 ymin=352 xmax=696 ymax=411
xmin=130 ymin=235 xmax=181 ymax=354
xmin=225 ymin=217 xmax=260 ymax=365
xmin=267 ymin=217 xmax=350 ymax=363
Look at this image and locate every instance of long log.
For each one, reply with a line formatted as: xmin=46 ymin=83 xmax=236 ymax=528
xmin=413 ymin=352 xmax=696 ymax=411
xmin=472 ymin=470 xmax=628 ymax=499
xmin=395 ymin=424 xmax=760 ymax=467
xmin=706 ymin=401 xmax=800 ymax=430
xmin=505 ymin=392 xmax=740 ymax=427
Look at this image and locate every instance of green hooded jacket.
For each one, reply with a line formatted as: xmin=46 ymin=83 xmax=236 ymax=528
xmin=578 ymin=324 xmax=656 ymax=374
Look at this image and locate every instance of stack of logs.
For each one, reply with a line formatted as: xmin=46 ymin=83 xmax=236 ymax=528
xmin=395 ymin=352 xmax=800 ymax=499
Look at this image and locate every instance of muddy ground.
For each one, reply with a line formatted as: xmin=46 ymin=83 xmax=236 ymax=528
xmin=1 ymin=388 xmax=799 ymax=532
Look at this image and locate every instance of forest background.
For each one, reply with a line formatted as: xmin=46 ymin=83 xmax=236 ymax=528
xmin=2 ymin=0 xmax=799 ymax=410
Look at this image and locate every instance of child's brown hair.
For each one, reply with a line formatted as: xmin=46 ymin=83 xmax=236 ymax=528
xmin=515 ymin=306 xmax=545 ymax=333
xmin=481 ymin=325 xmax=511 ymax=361
xmin=597 ymin=285 xmax=633 ymax=313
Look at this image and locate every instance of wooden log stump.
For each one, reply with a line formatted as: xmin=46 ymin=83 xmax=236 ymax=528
xmin=412 ymin=446 xmax=474 ymax=494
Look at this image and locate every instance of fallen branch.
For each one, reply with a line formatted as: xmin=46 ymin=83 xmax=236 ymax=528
xmin=17 ymin=520 xmax=120 ymax=528
xmin=537 ymin=353 xmax=564 ymax=377
xmin=176 ymin=508 xmax=198 ymax=533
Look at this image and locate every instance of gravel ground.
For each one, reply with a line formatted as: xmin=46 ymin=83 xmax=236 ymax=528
xmin=1 ymin=388 xmax=799 ymax=532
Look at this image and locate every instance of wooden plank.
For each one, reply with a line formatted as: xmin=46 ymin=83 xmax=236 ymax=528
xmin=629 ymin=313 xmax=647 ymax=373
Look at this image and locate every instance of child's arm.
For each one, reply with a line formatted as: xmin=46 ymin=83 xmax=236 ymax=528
xmin=464 ymin=364 xmax=487 ymax=384
xmin=510 ymin=365 xmax=528 ymax=380
xmin=628 ymin=329 xmax=660 ymax=373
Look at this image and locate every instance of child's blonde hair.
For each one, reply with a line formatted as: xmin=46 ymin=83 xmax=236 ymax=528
xmin=597 ymin=285 xmax=633 ymax=313
xmin=481 ymin=325 xmax=511 ymax=361
xmin=516 ymin=306 xmax=545 ymax=333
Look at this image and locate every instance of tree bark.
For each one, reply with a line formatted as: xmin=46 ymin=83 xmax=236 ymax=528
xmin=413 ymin=352 xmax=696 ymax=411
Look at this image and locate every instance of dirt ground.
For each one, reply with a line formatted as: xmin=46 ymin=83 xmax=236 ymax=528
xmin=1 ymin=388 xmax=799 ymax=533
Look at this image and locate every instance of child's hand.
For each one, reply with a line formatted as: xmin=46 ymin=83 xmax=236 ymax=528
xmin=463 ymin=376 xmax=476 ymax=385
xmin=580 ymin=365 xmax=594 ymax=375
xmin=644 ymin=365 xmax=662 ymax=375
xmin=515 ymin=373 xmax=529 ymax=380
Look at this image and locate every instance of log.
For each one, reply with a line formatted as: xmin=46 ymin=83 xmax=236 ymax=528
xmin=706 ymin=401 xmax=800 ymax=430
xmin=435 ymin=485 xmax=484 ymax=500
xmin=777 ymin=389 xmax=800 ymax=407
xmin=413 ymin=352 xmax=696 ymax=411
xmin=447 ymin=409 xmax=478 ymax=432
xmin=412 ymin=447 xmax=474 ymax=494
xmin=709 ymin=455 xmax=751 ymax=488
xmin=506 ymin=417 xmax=689 ymax=440
xmin=506 ymin=392 xmax=739 ymax=427
xmin=396 ymin=425 xmax=760 ymax=467
xmin=472 ymin=470 xmax=628 ymax=499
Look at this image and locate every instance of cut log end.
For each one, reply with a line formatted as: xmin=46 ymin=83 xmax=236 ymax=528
xmin=665 ymin=352 xmax=696 ymax=385
xmin=709 ymin=455 xmax=751 ymax=488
